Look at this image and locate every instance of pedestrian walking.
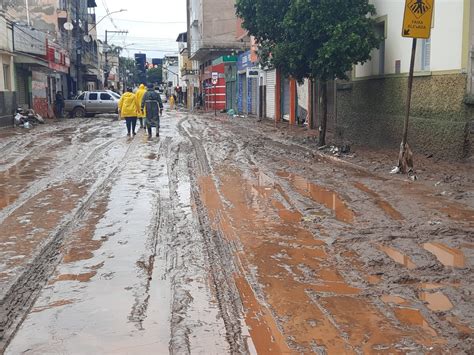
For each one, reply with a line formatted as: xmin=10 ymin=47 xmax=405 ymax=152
xmin=135 ymin=83 xmax=147 ymax=129
xmin=172 ymin=93 xmax=178 ymax=110
xmin=169 ymin=93 xmax=175 ymax=110
xmin=141 ymin=83 xmax=163 ymax=139
xmin=55 ymin=91 xmax=64 ymax=118
xmin=118 ymin=87 xmax=139 ymax=137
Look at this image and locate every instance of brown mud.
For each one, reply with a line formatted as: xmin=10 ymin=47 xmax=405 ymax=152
xmin=1 ymin=112 xmax=472 ymax=354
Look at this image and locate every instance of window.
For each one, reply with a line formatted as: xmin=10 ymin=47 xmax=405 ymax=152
xmin=375 ymin=22 xmax=386 ymax=75
xmin=77 ymin=93 xmax=85 ymax=100
xmin=3 ymin=64 xmax=11 ymax=90
xmin=100 ymin=93 xmax=112 ymax=101
xmin=421 ymin=39 xmax=431 ymax=71
xmin=88 ymin=93 xmax=98 ymax=100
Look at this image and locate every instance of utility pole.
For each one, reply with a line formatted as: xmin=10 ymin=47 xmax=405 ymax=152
xmin=75 ymin=0 xmax=82 ymax=92
xmin=104 ymin=30 xmax=127 ymax=88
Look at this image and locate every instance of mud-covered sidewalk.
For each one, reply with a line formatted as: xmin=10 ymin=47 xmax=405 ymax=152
xmin=0 ymin=111 xmax=472 ymax=354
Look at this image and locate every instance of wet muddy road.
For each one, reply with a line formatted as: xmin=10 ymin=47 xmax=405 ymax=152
xmin=0 ymin=112 xmax=472 ymax=354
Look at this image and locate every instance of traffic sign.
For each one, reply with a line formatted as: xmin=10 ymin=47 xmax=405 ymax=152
xmin=402 ymin=0 xmax=434 ymax=39
xmin=211 ymin=72 xmax=218 ymax=85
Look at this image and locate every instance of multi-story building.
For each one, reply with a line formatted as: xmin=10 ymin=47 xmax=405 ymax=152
xmin=187 ymin=0 xmax=249 ymax=111
xmin=0 ymin=0 xmax=15 ymax=126
xmin=162 ymin=55 xmax=179 ymax=98
xmin=336 ymin=0 xmax=473 ymax=159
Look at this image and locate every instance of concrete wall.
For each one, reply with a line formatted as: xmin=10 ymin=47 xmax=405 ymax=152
xmin=336 ymin=73 xmax=473 ymax=159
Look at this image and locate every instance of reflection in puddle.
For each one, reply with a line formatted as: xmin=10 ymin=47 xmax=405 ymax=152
xmin=419 ymin=291 xmax=453 ymax=312
xmin=379 ymin=245 xmax=417 ymax=269
xmin=423 ymin=242 xmax=465 ymax=268
xmin=393 ymin=307 xmax=437 ymax=336
xmin=277 ymin=171 xmax=354 ymax=223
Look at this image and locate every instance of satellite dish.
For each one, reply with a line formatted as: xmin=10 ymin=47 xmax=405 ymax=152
xmin=63 ymin=22 xmax=73 ymax=31
xmin=83 ymin=35 xmax=91 ymax=43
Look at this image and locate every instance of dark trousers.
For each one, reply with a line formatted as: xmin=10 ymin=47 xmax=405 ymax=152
xmin=138 ymin=118 xmax=144 ymax=128
xmin=55 ymin=104 xmax=63 ymax=118
xmin=125 ymin=117 xmax=137 ymax=134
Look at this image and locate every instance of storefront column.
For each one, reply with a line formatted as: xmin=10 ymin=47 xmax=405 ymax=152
xmin=289 ymin=79 xmax=297 ymax=125
xmin=275 ymin=70 xmax=281 ymax=123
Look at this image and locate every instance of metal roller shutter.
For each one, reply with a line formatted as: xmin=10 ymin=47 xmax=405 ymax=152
xmin=266 ymin=69 xmax=276 ymax=119
xmin=16 ymin=70 xmax=28 ymax=107
xmin=250 ymin=77 xmax=258 ymax=115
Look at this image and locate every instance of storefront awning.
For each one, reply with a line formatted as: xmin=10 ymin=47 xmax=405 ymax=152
xmin=14 ymin=53 xmax=49 ymax=67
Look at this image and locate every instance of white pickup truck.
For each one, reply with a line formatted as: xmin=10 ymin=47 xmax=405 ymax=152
xmin=64 ymin=91 xmax=120 ymax=118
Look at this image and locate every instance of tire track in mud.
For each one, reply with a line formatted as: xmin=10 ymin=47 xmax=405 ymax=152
xmin=128 ymin=137 xmax=171 ymax=330
xmin=0 ymin=133 xmax=139 ymax=352
xmin=0 ymin=120 xmax=120 ymax=225
xmin=177 ymin=117 xmax=249 ymax=354
xmin=190 ymin=115 xmax=473 ymax=353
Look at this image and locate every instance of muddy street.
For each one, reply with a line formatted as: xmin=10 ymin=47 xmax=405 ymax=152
xmin=0 ymin=111 xmax=473 ymax=354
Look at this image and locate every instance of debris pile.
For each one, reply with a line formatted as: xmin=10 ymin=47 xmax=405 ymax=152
xmin=14 ymin=108 xmax=45 ymax=128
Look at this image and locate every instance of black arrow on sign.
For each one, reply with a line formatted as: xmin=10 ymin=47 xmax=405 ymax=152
xmin=404 ymin=29 xmax=410 ymax=36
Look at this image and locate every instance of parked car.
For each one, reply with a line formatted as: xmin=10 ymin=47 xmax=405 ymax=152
xmin=64 ymin=91 xmax=119 ymax=118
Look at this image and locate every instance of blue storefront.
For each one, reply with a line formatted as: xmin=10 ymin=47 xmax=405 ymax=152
xmin=237 ymin=51 xmax=259 ymax=115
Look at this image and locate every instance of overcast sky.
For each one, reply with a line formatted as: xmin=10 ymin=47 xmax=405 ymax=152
xmin=95 ymin=0 xmax=187 ymax=60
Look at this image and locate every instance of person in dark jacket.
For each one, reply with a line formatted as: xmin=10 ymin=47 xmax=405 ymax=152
xmin=55 ymin=91 xmax=64 ymax=118
xmin=141 ymin=83 xmax=163 ymax=138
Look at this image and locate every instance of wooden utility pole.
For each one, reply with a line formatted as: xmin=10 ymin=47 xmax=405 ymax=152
xmin=396 ymin=0 xmax=434 ymax=173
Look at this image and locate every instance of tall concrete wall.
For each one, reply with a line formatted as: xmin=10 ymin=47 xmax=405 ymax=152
xmin=336 ymin=73 xmax=473 ymax=160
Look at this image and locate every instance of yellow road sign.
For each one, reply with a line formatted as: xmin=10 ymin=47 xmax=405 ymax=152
xmin=402 ymin=0 xmax=434 ymax=39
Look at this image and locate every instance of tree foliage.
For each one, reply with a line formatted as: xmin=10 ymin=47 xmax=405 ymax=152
xmin=236 ymin=0 xmax=381 ymax=146
xmin=235 ymin=0 xmax=380 ymax=82
xmin=147 ymin=66 xmax=162 ymax=84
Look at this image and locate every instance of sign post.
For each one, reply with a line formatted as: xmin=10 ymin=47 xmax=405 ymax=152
xmin=395 ymin=0 xmax=434 ymax=175
xmin=212 ymin=72 xmax=218 ymax=116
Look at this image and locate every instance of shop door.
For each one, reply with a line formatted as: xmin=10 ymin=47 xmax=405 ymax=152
xmin=282 ymin=77 xmax=290 ymax=120
xmin=265 ymin=70 xmax=276 ymax=119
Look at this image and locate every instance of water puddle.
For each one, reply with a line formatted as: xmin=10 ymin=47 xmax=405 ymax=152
xmin=53 ymin=271 xmax=97 ymax=283
xmin=419 ymin=291 xmax=453 ymax=312
xmin=381 ymin=295 xmax=409 ymax=305
xmin=353 ymin=182 xmax=403 ymax=220
xmin=276 ymin=171 xmax=354 ymax=223
xmin=420 ymin=283 xmax=443 ymax=290
xmin=0 ymin=156 xmax=53 ymax=210
xmin=423 ymin=242 xmax=465 ymax=268
xmin=198 ymin=166 xmax=441 ymax=351
xmin=367 ymin=275 xmax=382 ymax=284
xmin=393 ymin=307 xmax=437 ymax=337
xmin=31 ymin=299 xmax=76 ymax=313
xmin=234 ymin=275 xmax=289 ymax=354
xmin=379 ymin=245 xmax=417 ymax=269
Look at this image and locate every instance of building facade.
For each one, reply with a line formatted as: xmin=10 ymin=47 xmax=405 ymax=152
xmin=336 ymin=0 xmax=473 ymax=159
xmin=187 ymin=0 xmax=249 ymax=111
xmin=0 ymin=0 xmax=15 ymax=126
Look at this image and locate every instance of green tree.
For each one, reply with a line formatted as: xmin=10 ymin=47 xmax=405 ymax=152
xmin=147 ymin=66 xmax=162 ymax=85
xmin=236 ymin=0 xmax=380 ymax=146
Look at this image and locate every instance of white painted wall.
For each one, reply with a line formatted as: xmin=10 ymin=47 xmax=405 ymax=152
xmin=356 ymin=0 xmax=465 ymax=78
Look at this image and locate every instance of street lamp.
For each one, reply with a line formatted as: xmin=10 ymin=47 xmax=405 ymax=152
xmin=89 ymin=9 xmax=127 ymax=33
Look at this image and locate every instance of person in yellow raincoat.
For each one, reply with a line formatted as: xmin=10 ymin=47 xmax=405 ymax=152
xmin=135 ymin=83 xmax=146 ymax=129
xmin=118 ymin=87 xmax=139 ymax=137
xmin=168 ymin=93 xmax=175 ymax=110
